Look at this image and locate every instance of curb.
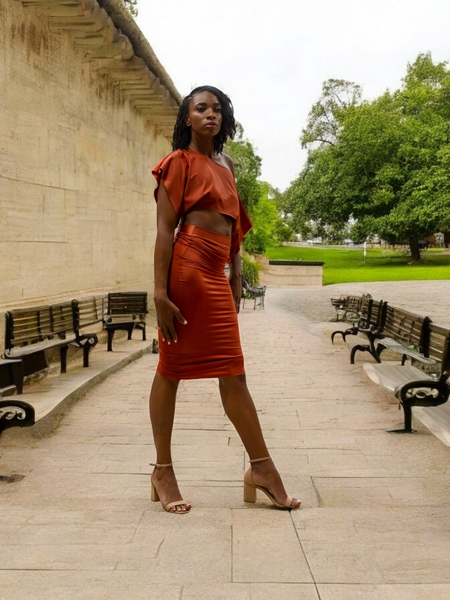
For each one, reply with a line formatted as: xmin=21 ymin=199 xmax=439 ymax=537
xmin=3 ymin=343 xmax=154 ymax=439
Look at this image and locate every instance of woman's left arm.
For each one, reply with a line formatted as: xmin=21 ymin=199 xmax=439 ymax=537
xmin=223 ymin=153 xmax=242 ymax=313
xmin=229 ymin=251 xmax=242 ymax=314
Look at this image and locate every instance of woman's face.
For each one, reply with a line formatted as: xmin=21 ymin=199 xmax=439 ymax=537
xmin=186 ymin=91 xmax=223 ymax=138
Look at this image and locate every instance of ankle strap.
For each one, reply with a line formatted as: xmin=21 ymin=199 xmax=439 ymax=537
xmin=250 ymin=456 xmax=271 ymax=464
xmin=150 ymin=462 xmax=172 ymax=468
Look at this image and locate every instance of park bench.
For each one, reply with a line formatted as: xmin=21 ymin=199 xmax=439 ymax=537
xmin=72 ymin=296 xmax=104 ymax=366
xmin=344 ymin=299 xmax=387 ymax=363
xmin=346 ymin=304 xmax=430 ymax=365
xmin=374 ymin=305 xmax=431 ymax=364
xmin=332 ymin=299 xmax=386 ymax=364
xmin=364 ymin=322 xmax=450 ymax=433
xmin=331 ymin=294 xmax=373 ymax=343
xmin=103 ymin=292 xmax=148 ymax=351
xmin=4 ymin=297 xmax=103 ymax=393
xmin=242 ymin=279 xmax=266 ymax=310
xmin=4 ymin=303 xmax=78 ymax=387
xmin=330 ymin=294 xmax=365 ymax=322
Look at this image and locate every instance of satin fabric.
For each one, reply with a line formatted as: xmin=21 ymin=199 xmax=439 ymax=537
xmin=152 ymin=149 xmax=252 ymax=262
xmin=157 ymin=224 xmax=245 ymax=381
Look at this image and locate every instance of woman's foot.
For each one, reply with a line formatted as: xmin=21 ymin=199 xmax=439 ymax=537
xmin=248 ymin=458 xmax=301 ymax=508
xmin=151 ymin=464 xmax=191 ymax=514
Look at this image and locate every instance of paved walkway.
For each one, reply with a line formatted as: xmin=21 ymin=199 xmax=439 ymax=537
xmin=1 ymin=283 xmax=450 ymax=599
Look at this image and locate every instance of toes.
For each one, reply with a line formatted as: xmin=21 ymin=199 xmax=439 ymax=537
xmin=169 ymin=503 xmax=191 ymax=513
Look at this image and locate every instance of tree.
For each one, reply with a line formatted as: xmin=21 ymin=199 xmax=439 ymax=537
xmin=120 ymin=0 xmax=138 ymax=16
xmin=225 ymin=127 xmax=292 ymax=253
xmin=283 ymin=54 xmax=450 ymax=261
xmin=243 ymin=184 xmax=293 ymax=254
xmin=224 ymin=125 xmax=262 ymax=212
xmin=301 ymin=79 xmax=362 ymax=148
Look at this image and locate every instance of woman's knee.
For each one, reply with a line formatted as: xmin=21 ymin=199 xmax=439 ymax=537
xmin=152 ymin=372 xmax=180 ymax=394
xmin=218 ymin=373 xmax=247 ymax=394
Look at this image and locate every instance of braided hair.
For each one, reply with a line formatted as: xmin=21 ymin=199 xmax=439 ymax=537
xmin=172 ymin=85 xmax=236 ymax=154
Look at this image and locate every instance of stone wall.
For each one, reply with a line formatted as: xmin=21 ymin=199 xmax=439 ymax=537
xmin=0 ymin=1 xmax=173 ymax=350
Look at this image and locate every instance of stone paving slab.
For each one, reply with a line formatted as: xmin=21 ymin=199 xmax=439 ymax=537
xmin=1 ymin=283 xmax=450 ymax=598
xmin=317 ymin=584 xmax=450 ymax=600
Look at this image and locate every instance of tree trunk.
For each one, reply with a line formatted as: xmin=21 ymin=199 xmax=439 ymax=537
xmin=409 ymin=236 xmax=421 ymax=262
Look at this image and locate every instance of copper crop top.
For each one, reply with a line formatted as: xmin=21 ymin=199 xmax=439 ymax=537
xmin=152 ymin=148 xmax=252 ymax=261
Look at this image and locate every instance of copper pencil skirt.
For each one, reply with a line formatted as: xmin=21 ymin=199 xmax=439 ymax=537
xmin=157 ymin=224 xmax=245 ymax=380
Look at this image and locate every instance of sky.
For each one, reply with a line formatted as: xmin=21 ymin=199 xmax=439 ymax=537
xmin=136 ymin=0 xmax=449 ymax=192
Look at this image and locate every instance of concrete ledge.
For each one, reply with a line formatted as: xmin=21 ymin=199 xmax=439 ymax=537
xmin=264 ymin=260 xmax=324 ymax=287
xmin=2 ymin=338 xmax=158 ymax=439
xmin=268 ymin=260 xmax=325 ymax=266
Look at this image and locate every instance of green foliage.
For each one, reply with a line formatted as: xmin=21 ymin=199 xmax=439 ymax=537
xmin=225 ymin=126 xmax=292 ymax=253
xmin=224 ymin=126 xmax=262 ymax=212
xmin=241 ymin=252 xmax=261 ymax=286
xmin=264 ymin=245 xmax=450 ymax=285
xmin=301 ymin=79 xmax=362 ymax=147
xmin=243 ymin=184 xmax=293 ymax=254
xmin=283 ymin=53 xmax=450 ymax=262
xmin=120 ymin=0 xmax=138 ymax=16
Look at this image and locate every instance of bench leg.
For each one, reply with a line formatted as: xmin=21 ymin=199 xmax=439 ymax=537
xmin=388 ymin=402 xmax=415 ymax=434
xmin=142 ymin=325 xmax=146 ymax=342
xmin=331 ymin=330 xmax=345 ymax=344
xmin=126 ymin=324 xmax=134 ymax=340
xmin=83 ymin=343 xmax=90 ymax=368
xmin=107 ymin=330 xmax=114 ymax=352
xmin=60 ymin=346 xmax=68 ymax=374
xmin=350 ymin=345 xmax=365 ymax=364
xmin=11 ymin=361 xmax=24 ymax=395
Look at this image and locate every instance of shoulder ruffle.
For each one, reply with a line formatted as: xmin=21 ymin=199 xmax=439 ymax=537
xmin=152 ymin=150 xmax=189 ymax=220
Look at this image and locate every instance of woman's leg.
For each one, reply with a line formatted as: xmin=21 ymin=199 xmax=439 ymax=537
xmin=219 ymin=374 xmax=300 ymax=508
xmin=149 ymin=371 xmax=190 ymax=512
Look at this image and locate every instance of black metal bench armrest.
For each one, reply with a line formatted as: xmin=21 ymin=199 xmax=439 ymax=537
xmin=0 ymin=400 xmax=35 ymax=433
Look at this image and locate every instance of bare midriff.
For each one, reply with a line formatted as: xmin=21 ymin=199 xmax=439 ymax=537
xmin=182 ymin=209 xmax=233 ymax=238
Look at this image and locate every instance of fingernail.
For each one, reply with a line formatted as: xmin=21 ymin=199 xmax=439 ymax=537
xmin=183 ymin=320 xmax=188 ymax=324
xmin=174 ymin=340 xmax=177 ymax=343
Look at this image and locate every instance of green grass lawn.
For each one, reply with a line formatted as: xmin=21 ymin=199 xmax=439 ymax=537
xmin=264 ymin=246 xmax=450 ymax=285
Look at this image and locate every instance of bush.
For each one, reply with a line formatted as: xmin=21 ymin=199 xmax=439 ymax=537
xmin=241 ymin=252 xmax=260 ymax=286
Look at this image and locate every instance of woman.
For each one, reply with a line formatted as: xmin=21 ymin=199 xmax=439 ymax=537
xmin=150 ymin=85 xmax=301 ymax=513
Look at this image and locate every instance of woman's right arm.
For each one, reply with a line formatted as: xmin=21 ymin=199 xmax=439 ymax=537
xmin=154 ymin=180 xmax=187 ymax=344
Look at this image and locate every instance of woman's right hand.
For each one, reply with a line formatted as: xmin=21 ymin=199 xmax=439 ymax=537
xmin=154 ymin=293 xmax=187 ymax=345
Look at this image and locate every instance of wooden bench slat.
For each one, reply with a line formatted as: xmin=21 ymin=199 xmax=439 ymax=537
xmin=364 ymin=363 xmax=431 ymax=392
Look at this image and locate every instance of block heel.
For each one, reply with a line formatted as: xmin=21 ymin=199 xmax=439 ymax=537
xmin=243 ymin=456 xmax=301 ymax=510
xmin=243 ymin=473 xmax=257 ymax=502
xmin=150 ymin=462 xmax=191 ymax=514
xmin=150 ymin=480 xmax=159 ymax=502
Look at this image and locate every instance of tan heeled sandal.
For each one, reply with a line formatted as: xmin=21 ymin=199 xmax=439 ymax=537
xmin=150 ymin=462 xmax=191 ymax=514
xmin=243 ymin=456 xmax=301 ymax=509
